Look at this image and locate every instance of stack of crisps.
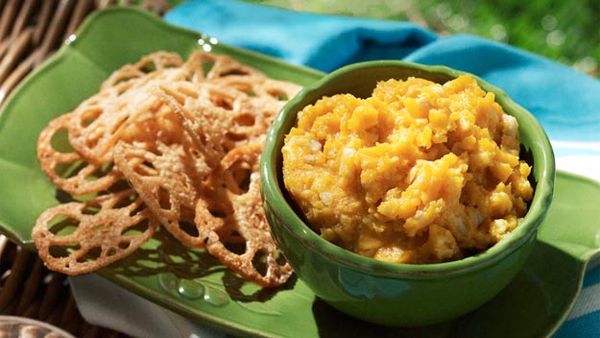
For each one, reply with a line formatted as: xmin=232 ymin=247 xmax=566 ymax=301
xmin=34 ymin=51 xmax=300 ymax=287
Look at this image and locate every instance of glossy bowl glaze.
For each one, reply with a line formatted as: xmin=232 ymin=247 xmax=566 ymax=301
xmin=260 ymin=61 xmax=555 ymax=326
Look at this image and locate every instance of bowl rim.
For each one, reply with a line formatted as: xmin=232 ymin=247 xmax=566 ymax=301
xmin=261 ymin=60 xmax=555 ymax=279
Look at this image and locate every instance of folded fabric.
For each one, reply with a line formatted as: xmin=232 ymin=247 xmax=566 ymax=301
xmin=166 ymin=1 xmax=600 ymax=172
xmin=70 ymin=275 xmax=224 ymax=338
xmin=167 ymin=0 xmax=437 ymax=72
xmin=73 ymin=1 xmax=600 ymax=337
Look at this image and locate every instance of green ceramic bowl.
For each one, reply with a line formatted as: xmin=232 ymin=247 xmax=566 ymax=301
xmin=260 ymin=61 xmax=555 ymax=326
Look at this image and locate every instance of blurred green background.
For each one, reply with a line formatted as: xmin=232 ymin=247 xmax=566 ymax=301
xmin=245 ymin=0 xmax=599 ymax=77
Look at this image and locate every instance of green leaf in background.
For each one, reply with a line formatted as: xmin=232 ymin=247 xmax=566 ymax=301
xmin=246 ymin=0 xmax=599 ymax=77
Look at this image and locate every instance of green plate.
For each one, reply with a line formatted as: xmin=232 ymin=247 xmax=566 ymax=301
xmin=0 ymin=8 xmax=598 ymax=338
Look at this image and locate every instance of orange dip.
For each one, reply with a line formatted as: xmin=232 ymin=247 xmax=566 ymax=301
xmin=282 ymin=75 xmax=533 ymax=264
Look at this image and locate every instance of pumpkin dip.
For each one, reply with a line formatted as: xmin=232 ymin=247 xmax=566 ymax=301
xmin=282 ymin=75 xmax=533 ymax=264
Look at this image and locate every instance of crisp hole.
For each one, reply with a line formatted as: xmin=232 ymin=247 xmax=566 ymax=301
xmin=81 ymin=205 xmax=100 ymax=215
xmin=225 ymin=159 xmax=253 ymax=194
xmin=114 ymin=193 xmax=137 ymax=209
xmin=121 ymin=219 xmax=150 ymax=236
xmin=113 ymin=76 xmax=137 ymax=86
xmin=141 ymin=61 xmax=157 ymax=73
xmin=210 ymin=96 xmax=234 ymax=110
xmin=76 ymin=246 xmax=102 ymax=263
xmin=267 ymin=89 xmax=288 ymax=101
xmin=84 ymin=136 xmax=99 ymax=148
xmin=129 ymin=202 xmax=145 ymax=217
xmin=205 ymin=196 xmax=232 ymax=219
xmin=49 ymin=128 xmax=75 ymax=153
xmin=81 ymin=118 xmax=94 ymax=128
xmin=88 ymin=162 xmax=114 ymax=181
xmin=136 ymin=161 xmax=156 ymax=176
xmin=180 ymin=220 xmax=199 ymax=237
xmin=208 ymin=207 xmax=228 ymax=219
xmin=234 ymin=113 xmax=256 ymax=126
xmin=49 ymin=244 xmax=80 ymax=258
xmin=48 ymin=217 xmax=79 ymax=236
xmin=202 ymin=61 xmax=215 ymax=77
xmin=55 ymin=189 xmax=77 ymax=204
xmin=158 ymin=187 xmax=171 ymax=210
xmin=234 ymin=168 xmax=251 ymax=193
xmin=55 ymin=160 xmax=87 ymax=179
xmin=107 ymin=180 xmax=133 ymax=194
xmin=118 ymin=241 xmax=130 ymax=250
xmin=224 ymin=241 xmax=246 ymax=255
xmin=275 ymin=251 xmax=287 ymax=265
xmin=225 ymin=131 xmax=246 ymax=142
xmin=220 ymin=68 xmax=250 ymax=77
xmin=101 ymin=162 xmax=113 ymax=172
xmin=80 ymin=108 xmax=102 ymax=128
xmin=251 ymin=251 xmax=269 ymax=277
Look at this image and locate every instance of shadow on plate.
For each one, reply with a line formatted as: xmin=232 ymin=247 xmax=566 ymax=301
xmin=53 ymin=181 xmax=296 ymax=303
xmin=106 ymin=227 xmax=296 ymax=303
xmin=312 ymin=241 xmax=583 ymax=338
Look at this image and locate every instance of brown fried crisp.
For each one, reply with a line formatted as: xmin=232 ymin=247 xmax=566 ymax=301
xmin=37 ymin=113 xmax=119 ymax=195
xmin=195 ymin=144 xmax=293 ymax=287
xmin=158 ymin=82 xmax=238 ymax=168
xmin=211 ymin=75 xmax=301 ymax=103
xmin=100 ymin=51 xmax=184 ymax=90
xmin=34 ymin=50 xmax=300 ymax=287
xmin=182 ymin=51 xmax=262 ymax=81
xmin=114 ymin=140 xmax=207 ymax=248
xmin=32 ymin=189 xmax=158 ymax=275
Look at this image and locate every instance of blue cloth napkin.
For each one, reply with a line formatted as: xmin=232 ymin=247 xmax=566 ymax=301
xmin=164 ymin=1 xmax=600 ymax=336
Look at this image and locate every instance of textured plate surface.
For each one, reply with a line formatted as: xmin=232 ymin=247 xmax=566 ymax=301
xmin=0 ymin=8 xmax=598 ymax=338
